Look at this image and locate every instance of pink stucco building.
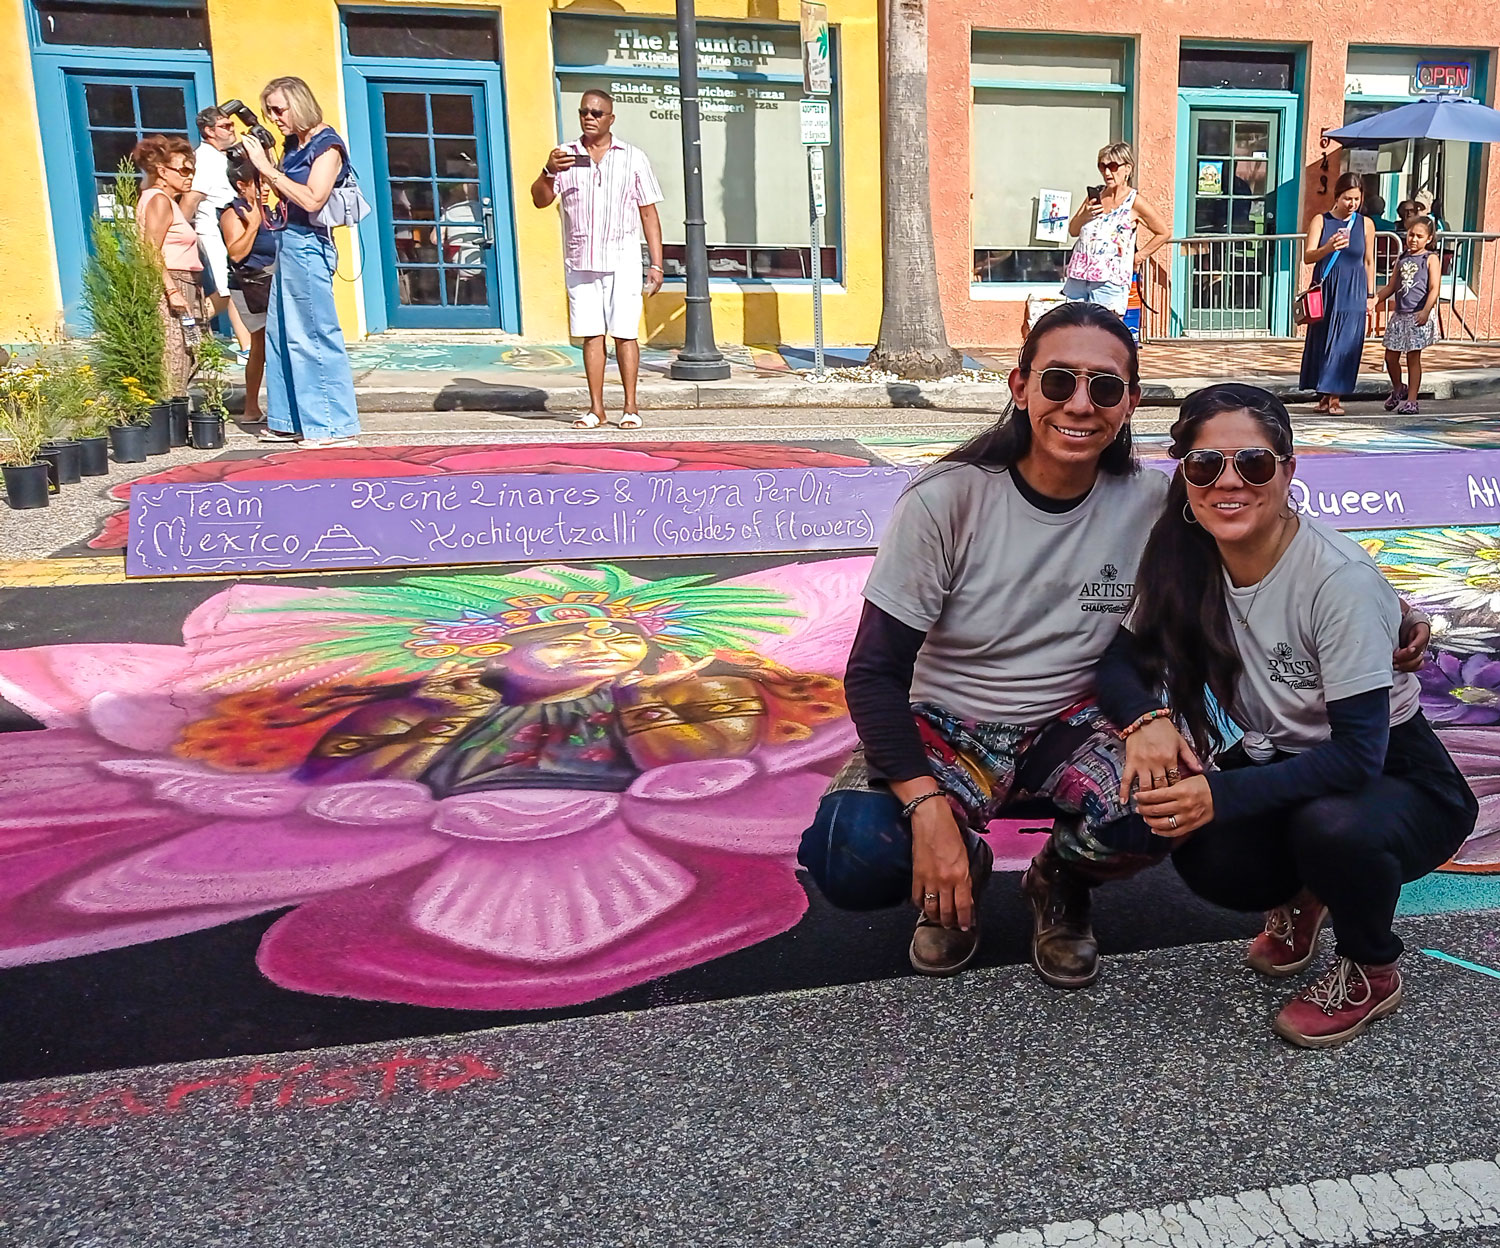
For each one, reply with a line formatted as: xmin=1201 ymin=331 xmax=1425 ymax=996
xmin=928 ymin=9 xmax=1500 ymax=345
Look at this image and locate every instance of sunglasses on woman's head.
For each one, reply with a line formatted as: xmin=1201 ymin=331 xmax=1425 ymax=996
xmin=1037 ymin=367 xmax=1128 ymax=408
xmin=1180 ymin=447 xmax=1290 ymax=488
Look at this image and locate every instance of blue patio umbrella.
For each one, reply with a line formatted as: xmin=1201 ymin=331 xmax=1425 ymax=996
xmin=1326 ymin=95 xmax=1500 ymax=145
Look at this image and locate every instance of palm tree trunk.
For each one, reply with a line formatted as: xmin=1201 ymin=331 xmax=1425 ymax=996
xmin=868 ymin=0 xmax=961 ymax=379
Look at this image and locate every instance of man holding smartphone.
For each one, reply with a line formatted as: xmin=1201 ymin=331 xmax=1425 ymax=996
xmin=531 ymin=89 xmax=665 ymax=430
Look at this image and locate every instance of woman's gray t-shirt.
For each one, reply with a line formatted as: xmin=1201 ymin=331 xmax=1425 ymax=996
xmin=863 ymin=463 xmax=1170 ymax=726
xmin=1224 ymin=517 xmax=1421 ymax=751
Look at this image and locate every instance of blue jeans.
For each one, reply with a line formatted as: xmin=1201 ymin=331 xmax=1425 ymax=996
xmin=1062 ymin=276 xmax=1130 ymax=316
xmin=265 ymin=225 xmax=360 ymax=439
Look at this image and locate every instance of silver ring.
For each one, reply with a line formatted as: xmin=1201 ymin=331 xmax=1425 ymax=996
xmin=1168 ymin=815 xmax=1178 ymax=830
xmin=923 ymin=892 xmax=939 ymax=901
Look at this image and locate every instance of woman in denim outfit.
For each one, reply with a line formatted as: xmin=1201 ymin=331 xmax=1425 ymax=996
xmin=239 ymin=76 xmax=361 ymax=449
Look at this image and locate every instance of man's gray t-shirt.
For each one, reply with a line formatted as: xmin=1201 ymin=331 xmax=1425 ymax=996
xmin=1225 ymin=517 xmax=1420 ymax=752
xmin=863 ymin=463 xmax=1170 ymax=726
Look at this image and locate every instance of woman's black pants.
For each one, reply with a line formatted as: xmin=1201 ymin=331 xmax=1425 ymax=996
xmin=1171 ymin=712 xmax=1477 ymax=966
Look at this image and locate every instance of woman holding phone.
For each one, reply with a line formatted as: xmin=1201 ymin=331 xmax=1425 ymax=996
xmin=1063 ymin=143 xmax=1169 ymax=316
xmin=1299 ymin=173 xmax=1376 ymax=417
xmin=1099 ymin=384 xmax=1474 ymax=1048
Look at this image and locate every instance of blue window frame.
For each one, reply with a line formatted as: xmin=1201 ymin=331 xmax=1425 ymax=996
xmin=27 ymin=0 xmax=213 ymax=325
xmin=341 ymin=9 xmax=521 ymax=334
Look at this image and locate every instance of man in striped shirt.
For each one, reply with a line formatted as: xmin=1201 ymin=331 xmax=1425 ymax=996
xmin=533 ymin=89 xmax=665 ymax=430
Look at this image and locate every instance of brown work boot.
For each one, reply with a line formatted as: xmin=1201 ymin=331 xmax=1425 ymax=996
xmin=909 ymin=837 xmax=993 ymax=976
xmin=1246 ymin=896 xmax=1328 ymax=977
xmin=1020 ymin=845 xmax=1099 ymax=989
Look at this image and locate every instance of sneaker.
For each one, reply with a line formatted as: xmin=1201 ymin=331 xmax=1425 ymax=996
xmin=1383 ymin=385 xmax=1407 ymax=412
xmin=908 ymin=837 xmax=993 ymax=977
xmin=1020 ymin=845 xmax=1099 ymax=989
xmin=1272 ymin=956 xmax=1403 ymax=1049
xmin=1396 ymin=400 xmax=1420 ymax=415
xmin=1246 ymin=900 xmax=1328 ymax=977
xmin=256 ymin=427 xmax=299 ymax=444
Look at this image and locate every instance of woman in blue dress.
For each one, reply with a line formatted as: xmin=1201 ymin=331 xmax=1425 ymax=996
xmin=1299 ymin=173 xmax=1376 ymax=417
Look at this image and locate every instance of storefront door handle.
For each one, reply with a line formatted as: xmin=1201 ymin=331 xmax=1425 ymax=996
xmin=481 ymin=197 xmax=495 ymax=248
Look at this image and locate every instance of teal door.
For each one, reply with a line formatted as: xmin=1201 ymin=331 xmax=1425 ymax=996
xmin=368 ymin=81 xmax=502 ymax=328
xmin=1184 ymin=109 xmax=1283 ymax=334
xmin=64 ymin=72 xmax=199 ymax=232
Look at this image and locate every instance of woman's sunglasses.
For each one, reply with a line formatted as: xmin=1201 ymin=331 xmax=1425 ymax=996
xmin=1098 ymin=161 xmax=1127 ymax=173
xmin=1180 ymin=447 xmax=1290 ymax=488
xmin=1037 ymin=367 xmax=1128 ymax=408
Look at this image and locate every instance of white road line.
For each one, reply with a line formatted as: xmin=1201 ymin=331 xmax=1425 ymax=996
xmin=937 ymin=1155 xmax=1500 ymax=1248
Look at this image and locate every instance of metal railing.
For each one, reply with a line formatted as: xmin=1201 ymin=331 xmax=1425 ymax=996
xmin=1138 ymin=231 xmax=1500 ymax=344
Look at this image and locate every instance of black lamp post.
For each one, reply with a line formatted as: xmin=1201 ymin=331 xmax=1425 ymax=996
xmin=669 ymin=0 xmax=730 ymax=381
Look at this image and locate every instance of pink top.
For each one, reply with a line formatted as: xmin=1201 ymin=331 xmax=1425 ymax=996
xmin=138 ymin=186 xmax=203 ymax=272
xmin=551 ymin=136 xmax=663 ymax=272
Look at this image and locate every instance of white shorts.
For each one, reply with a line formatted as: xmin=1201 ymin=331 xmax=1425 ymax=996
xmin=230 ymin=288 xmax=267 ymax=334
xmin=566 ymin=255 xmax=644 ymax=340
xmin=198 ymin=222 xmax=232 ymax=298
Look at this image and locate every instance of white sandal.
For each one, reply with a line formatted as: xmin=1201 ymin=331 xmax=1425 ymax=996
xmin=618 ymin=411 xmax=643 ymax=429
xmin=573 ymin=412 xmax=604 ymax=429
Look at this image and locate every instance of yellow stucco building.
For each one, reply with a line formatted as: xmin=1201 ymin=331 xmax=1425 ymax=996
xmin=0 ymin=0 xmax=881 ymax=348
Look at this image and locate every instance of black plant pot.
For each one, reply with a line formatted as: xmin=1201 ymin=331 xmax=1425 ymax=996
xmin=78 ymin=435 xmax=110 ymax=476
xmin=40 ymin=439 xmax=82 ymax=486
xmin=109 ymin=423 xmax=149 ymax=463
xmin=145 ymin=403 xmax=172 ymax=456
xmin=169 ymin=395 xmax=190 ymax=447
xmin=3 ymin=462 xmax=51 ymax=510
xmin=189 ymin=413 xmax=226 ymax=449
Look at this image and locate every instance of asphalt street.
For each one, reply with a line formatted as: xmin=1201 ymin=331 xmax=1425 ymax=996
xmin=2 ymin=911 xmax=1497 ymax=1248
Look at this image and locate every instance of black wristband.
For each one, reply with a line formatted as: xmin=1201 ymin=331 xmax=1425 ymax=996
xmin=900 ymin=789 xmax=948 ymax=819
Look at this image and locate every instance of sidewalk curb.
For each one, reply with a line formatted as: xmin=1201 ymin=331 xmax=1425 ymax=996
xmin=312 ymin=368 xmax=1500 ymax=414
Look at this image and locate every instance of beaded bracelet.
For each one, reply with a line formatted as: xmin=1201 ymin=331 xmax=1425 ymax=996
xmin=900 ymin=790 xmax=949 ymax=819
xmin=1119 ymin=708 xmax=1172 ymax=739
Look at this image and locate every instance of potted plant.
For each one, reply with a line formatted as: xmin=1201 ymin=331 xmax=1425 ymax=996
xmin=190 ymin=334 xmax=230 ymax=449
xmin=106 ymin=378 xmax=154 ymax=463
xmin=82 ymin=163 xmax=171 ymax=458
xmin=31 ymin=335 xmax=96 ymax=486
xmin=0 ymin=359 xmax=51 ymax=510
xmin=75 ymin=389 xmax=111 ymax=476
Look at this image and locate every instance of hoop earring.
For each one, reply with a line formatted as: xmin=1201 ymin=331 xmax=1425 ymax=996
xmin=1183 ymin=502 xmax=1199 ymax=525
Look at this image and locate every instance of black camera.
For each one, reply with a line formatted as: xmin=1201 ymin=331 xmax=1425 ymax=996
xmin=219 ymin=99 xmax=277 ymax=164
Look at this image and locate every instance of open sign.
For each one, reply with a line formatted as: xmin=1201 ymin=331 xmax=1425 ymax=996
xmin=1415 ymin=61 xmax=1472 ymax=93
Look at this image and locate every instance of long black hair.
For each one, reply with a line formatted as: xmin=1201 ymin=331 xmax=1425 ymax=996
xmin=1130 ymin=383 xmax=1296 ymax=757
xmin=938 ymin=301 xmax=1140 ymax=475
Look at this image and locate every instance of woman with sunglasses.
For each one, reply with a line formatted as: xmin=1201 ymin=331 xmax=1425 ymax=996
xmin=1099 ymin=383 xmax=1474 ymax=1048
xmin=799 ymin=303 xmax=1177 ymax=986
xmin=238 ymin=76 xmax=362 ymax=450
xmin=1063 ymin=143 xmax=1169 ymax=316
xmin=131 ymin=134 xmax=205 ymax=397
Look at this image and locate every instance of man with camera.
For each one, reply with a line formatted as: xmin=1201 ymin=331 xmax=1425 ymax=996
xmin=531 ymin=88 xmax=664 ymax=430
xmin=180 ymin=105 xmax=252 ymax=353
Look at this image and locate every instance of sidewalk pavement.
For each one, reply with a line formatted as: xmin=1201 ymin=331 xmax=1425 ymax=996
xmin=323 ymin=336 xmax=1500 ymax=414
xmin=4 ymin=911 xmax=1499 ymax=1248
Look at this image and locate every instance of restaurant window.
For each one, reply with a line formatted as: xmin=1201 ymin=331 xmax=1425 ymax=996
xmin=344 ymin=11 xmax=499 ymax=62
xmin=552 ymin=14 xmax=839 ymax=281
xmin=1179 ymin=50 xmax=1295 ymax=92
xmin=1344 ymin=48 xmax=1485 ymax=234
xmin=971 ymin=33 xmax=1129 ymax=286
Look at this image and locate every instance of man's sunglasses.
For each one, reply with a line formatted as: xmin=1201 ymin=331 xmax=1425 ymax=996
xmin=579 ymin=107 xmax=608 ymax=118
xmin=1180 ymin=447 xmax=1290 ymax=488
xmin=1037 ymin=367 xmax=1128 ymax=408
xmin=1098 ymin=161 xmax=1127 ymax=173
